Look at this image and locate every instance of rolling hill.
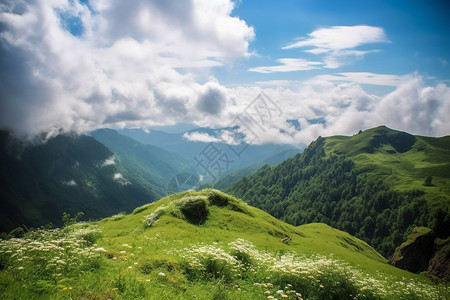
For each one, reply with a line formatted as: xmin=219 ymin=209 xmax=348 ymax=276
xmin=226 ymin=126 xmax=450 ymax=258
xmin=0 ymin=189 xmax=446 ymax=299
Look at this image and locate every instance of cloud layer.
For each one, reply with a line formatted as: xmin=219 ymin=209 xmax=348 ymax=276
xmin=0 ymin=0 xmax=254 ymax=136
xmin=0 ymin=2 xmax=448 ymax=144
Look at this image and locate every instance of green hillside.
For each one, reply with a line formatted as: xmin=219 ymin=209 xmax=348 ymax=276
xmin=0 ymin=190 xmax=446 ymax=299
xmin=213 ymin=149 xmax=300 ymax=190
xmin=90 ymin=129 xmax=196 ymax=196
xmin=226 ymin=126 xmax=450 ymax=257
xmin=0 ymin=131 xmax=159 ymax=232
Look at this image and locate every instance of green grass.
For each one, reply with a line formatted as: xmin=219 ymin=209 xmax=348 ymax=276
xmin=1 ymin=189 xmax=448 ymax=299
xmin=324 ymin=126 xmax=450 ymax=208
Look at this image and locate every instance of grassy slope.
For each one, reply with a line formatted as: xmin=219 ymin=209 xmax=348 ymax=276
xmin=324 ymin=126 xmax=450 ymax=209
xmin=2 ymin=190 xmax=446 ymax=299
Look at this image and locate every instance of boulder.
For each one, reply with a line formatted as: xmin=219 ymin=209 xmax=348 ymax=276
xmin=389 ymin=227 xmax=435 ymax=273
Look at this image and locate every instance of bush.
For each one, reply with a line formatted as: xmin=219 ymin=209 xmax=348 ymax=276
xmin=178 ymin=196 xmax=209 ymax=224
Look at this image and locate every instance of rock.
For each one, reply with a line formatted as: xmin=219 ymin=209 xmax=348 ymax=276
xmin=389 ymin=227 xmax=435 ymax=273
xmin=281 ymin=237 xmax=291 ymax=244
xmin=427 ymin=237 xmax=450 ymax=279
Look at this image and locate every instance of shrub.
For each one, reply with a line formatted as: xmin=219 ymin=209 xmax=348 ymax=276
xmin=178 ymin=196 xmax=209 ymax=224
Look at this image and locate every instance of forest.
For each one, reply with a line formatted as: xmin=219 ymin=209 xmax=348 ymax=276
xmin=226 ymin=137 xmax=450 ymax=257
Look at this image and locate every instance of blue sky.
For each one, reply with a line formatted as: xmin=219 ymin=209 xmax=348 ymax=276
xmin=0 ymin=0 xmax=449 ymax=143
xmin=217 ymin=0 xmax=450 ymax=88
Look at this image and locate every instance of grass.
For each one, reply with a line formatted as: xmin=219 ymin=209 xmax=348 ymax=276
xmin=324 ymin=126 xmax=450 ymax=208
xmin=1 ymin=189 xmax=448 ymax=299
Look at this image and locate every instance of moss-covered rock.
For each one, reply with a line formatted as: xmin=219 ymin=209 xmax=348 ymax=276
xmin=389 ymin=227 xmax=435 ymax=273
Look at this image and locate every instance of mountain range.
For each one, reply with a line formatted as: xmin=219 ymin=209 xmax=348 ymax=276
xmin=0 ymin=127 xmax=298 ymax=232
xmin=226 ymin=126 xmax=450 ymax=258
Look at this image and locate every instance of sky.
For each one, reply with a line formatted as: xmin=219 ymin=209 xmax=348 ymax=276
xmin=0 ymin=0 xmax=449 ymax=145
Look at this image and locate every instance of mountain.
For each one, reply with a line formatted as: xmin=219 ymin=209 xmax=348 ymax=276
xmin=118 ymin=127 xmax=301 ymax=181
xmin=0 ymin=131 xmax=158 ymax=232
xmin=213 ymin=148 xmax=300 ymax=190
xmin=226 ymin=126 xmax=450 ymax=258
xmin=90 ymin=129 xmax=196 ymax=196
xmin=0 ymin=189 xmax=445 ymax=299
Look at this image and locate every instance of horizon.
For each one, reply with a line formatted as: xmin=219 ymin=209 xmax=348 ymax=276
xmin=1 ymin=0 xmax=449 ymax=145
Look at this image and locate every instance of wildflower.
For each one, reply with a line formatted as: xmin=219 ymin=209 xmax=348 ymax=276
xmin=264 ymin=291 xmax=271 ymax=295
xmin=94 ymin=247 xmax=107 ymax=252
xmin=120 ymin=251 xmax=126 ymax=254
xmin=276 ymin=290 xmax=284 ymax=294
xmin=128 ymin=266 xmax=133 ymax=269
xmin=18 ymin=266 xmax=24 ymax=270
xmin=158 ymin=272 xmax=166 ymax=277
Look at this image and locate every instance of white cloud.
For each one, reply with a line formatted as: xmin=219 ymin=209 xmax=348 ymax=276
xmin=249 ymin=58 xmax=322 ymax=73
xmin=102 ymin=156 xmax=116 ymax=167
xmin=309 ymin=72 xmax=400 ymax=86
xmin=250 ymin=25 xmax=388 ymax=73
xmin=0 ymin=3 xmax=448 ymax=145
xmin=64 ymin=179 xmax=77 ymax=186
xmin=227 ymin=74 xmax=450 ymax=145
xmin=113 ymin=173 xmax=130 ymax=185
xmin=283 ymin=25 xmax=387 ymax=51
xmin=0 ymin=0 xmax=254 ymax=137
xmin=183 ymin=131 xmax=220 ymax=143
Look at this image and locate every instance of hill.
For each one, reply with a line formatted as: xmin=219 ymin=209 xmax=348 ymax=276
xmin=0 ymin=131 xmax=158 ymax=232
xmin=226 ymin=126 xmax=450 ymax=258
xmin=90 ymin=129 xmax=196 ymax=196
xmin=0 ymin=190 xmax=446 ymax=299
xmin=118 ymin=127 xmax=301 ymax=181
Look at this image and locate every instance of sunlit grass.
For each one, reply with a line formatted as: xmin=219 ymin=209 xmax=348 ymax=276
xmin=1 ymin=189 xmax=448 ymax=299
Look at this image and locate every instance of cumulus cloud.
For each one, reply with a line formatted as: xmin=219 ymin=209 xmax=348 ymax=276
xmin=196 ymin=83 xmax=227 ymax=115
xmin=251 ymin=25 xmax=388 ymax=73
xmin=0 ymin=3 xmax=448 ymax=145
xmin=219 ymin=74 xmax=450 ymax=145
xmin=0 ymin=0 xmax=254 ymax=137
xmin=183 ymin=131 xmax=220 ymax=143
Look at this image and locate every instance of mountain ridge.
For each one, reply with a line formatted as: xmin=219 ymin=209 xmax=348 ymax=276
xmin=226 ymin=126 xmax=450 ymax=258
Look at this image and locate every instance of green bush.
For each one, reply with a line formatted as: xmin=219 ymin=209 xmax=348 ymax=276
xmin=178 ymin=196 xmax=209 ymax=224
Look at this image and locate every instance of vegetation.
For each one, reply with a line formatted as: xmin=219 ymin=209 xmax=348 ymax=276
xmin=1 ymin=190 xmax=447 ymax=299
xmin=0 ymin=131 xmax=161 ymax=232
xmin=226 ymin=126 xmax=450 ymax=258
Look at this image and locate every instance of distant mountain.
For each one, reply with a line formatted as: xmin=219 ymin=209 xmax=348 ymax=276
xmin=90 ymin=129 xmax=196 ymax=196
xmin=119 ymin=127 xmax=302 ymax=182
xmin=213 ymin=148 xmax=300 ymax=190
xmin=0 ymin=131 xmax=159 ymax=232
xmin=226 ymin=126 xmax=450 ymax=258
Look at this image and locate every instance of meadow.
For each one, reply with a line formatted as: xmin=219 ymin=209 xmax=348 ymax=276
xmin=1 ymin=189 xmax=448 ymax=299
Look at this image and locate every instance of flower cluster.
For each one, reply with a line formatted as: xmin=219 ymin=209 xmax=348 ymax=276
xmin=0 ymin=223 xmax=102 ymax=283
xmin=168 ymin=238 xmax=445 ymax=299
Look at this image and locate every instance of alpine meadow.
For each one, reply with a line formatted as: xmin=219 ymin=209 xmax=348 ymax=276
xmin=1 ymin=0 xmax=450 ymax=299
